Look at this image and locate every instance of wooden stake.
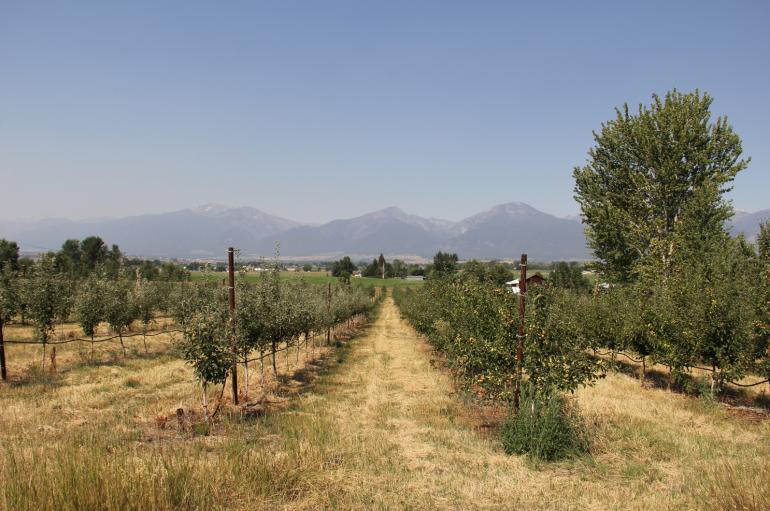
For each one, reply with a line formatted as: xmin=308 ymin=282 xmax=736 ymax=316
xmin=228 ymin=247 xmax=239 ymax=405
xmin=0 ymin=317 xmax=6 ymax=381
xmin=513 ymin=253 xmax=527 ymax=413
xmin=326 ymin=282 xmax=332 ymax=346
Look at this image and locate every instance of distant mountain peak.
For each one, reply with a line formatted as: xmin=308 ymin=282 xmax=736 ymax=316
xmin=367 ymin=206 xmax=407 ymax=218
xmin=489 ymin=201 xmax=540 ymax=215
xmin=192 ymin=203 xmax=232 ymax=214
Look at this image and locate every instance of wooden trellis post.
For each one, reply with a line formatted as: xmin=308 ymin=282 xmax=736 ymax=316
xmin=228 ymin=247 xmax=238 ymax=405
xmin=513 ymin=253 xmax=527 ymax=413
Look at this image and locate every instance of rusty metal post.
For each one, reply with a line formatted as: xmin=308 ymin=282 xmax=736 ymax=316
xmin=228 ymin=247 xmax=238 ymax=405
xmin=513 ymin=253 xmax=527 ymax=413
xmin=326 ymin=282 xmax=332 ymax=346
xmin=0 ymin=317 xmax=7 ymax=381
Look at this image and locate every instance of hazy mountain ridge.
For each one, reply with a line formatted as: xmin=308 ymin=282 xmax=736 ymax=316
xmin=728 ymin=209 xmax=770 ymax=241
xmin=446 ymin=202 xmax=588 ymax=260
xmin=6 ymin=205 xmax=302 ymax=258
xmin=3 ymin=203 xmax=767 ymax=261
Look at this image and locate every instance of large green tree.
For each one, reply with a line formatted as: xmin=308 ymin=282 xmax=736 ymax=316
xmin=573 ymin=90 xmax=749 ymax=282
xmin=56 ymin=239 xmax=82 ymax=276
xmin=81 ymin=236 xmax=109 ymax=270
xmin=432 ymin=251 xmax=458 ymax=277
xmin=331 ymin=256 xmax=357 ymax=277
xmin=549 ymin=262 xmax=589 ymax=291
xmin=0 ymin=239 xmax=19 ymax=272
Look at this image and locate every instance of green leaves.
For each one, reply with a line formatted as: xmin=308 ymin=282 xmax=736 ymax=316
xmin=177 ymin=303 xmax=234 ymax=386
xmin=0 ymin=264 xmax=19 ymax=323
xmin=75 ymin=275 xmax=105 ymax=338
xmin=525 ymin=288 xmax=604 ymax=394
xmin=395 ymin=278 xmax=601 ymax=399
xmin=103 ymin=280 xmax=139 ymax=335
xmin=24 ymin=256 xmax=68 ymax=343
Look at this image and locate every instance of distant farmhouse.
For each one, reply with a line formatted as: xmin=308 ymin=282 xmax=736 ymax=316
xmin=506 ymin=273 xmax=545 ymax=294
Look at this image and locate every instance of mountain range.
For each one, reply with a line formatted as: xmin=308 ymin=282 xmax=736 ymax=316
xmin=2 ymin=203 xmax=768 ymax=261
xmin=729 ymin=209 xmax=770 ymax=242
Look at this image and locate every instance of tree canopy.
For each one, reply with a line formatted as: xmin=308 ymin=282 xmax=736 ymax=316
xmin=331 ymin=256 xmax=357 ymax=277
xmin=432 ymin=251 xmax=458 ymax=277
xmin=549 ymin=262 xmax=589 ymax=291
xmin=0 ymin=239 xmax=19 ymax=272
xmin=574 ymin=90 xmax=749 ymax=282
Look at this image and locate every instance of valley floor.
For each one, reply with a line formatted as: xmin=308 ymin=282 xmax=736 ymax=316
xmin=1 ymin=297 xmax=768 ymax=510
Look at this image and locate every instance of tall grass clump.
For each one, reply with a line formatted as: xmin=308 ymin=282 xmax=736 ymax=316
xmin=500 ymin=388 xmax=588 ymax=462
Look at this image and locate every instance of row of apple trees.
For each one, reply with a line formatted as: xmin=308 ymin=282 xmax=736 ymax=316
xmin=0 ymin=256 xmax=378 ymax=406
xmin=394 ymin=230 xmax=770 ymax=402
xmin=171 ymin=270 xmax=378 ymax=419
xmin=0 ymin=255 xmax=178 ymax=369
xmin=393 ymin=276 xmax=605 ymax=401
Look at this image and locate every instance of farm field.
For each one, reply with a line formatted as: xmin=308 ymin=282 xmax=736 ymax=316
xmin=191 ymin=270 xmax=425 ymax=288
xmin=1 ymin=296 xmax=768 ymax=510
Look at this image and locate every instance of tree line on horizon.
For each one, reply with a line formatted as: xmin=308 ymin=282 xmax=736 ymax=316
xmin=0 ymin=236 xmax=190 ymax=282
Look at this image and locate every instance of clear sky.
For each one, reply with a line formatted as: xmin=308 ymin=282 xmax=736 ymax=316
xmin=1 ymin=1 xmax=768 ymax=223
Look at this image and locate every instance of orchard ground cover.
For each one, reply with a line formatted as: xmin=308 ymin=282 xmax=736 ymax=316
xmin=1 ymin=295 xmax=768 ymax=510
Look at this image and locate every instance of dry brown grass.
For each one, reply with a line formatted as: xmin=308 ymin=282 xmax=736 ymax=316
xmin=1 ymin=299 xmax=768 ymax=510
xmin=2 ymin=317 xmax=177 ymax=376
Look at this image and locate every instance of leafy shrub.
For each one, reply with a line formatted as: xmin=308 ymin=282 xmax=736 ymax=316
xmin=500 ymin=388 xmax=588 ymax=462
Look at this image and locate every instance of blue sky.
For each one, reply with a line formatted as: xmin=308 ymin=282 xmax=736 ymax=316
xmin=1 ymin=1 xmax=768 ymax=223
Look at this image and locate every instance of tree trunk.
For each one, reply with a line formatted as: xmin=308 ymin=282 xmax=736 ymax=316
xmin=142 ymin=325 xmax=148 ymax=353
xmin=202 ymin=381 xmax=209 ymax=423
xmin=41 ymin=340 xmax=47 ymax=370
xmin=271 ymin=340 xmax=277 ymax=375
xmin=285 ymin=339 xmax=289 ymax=371
xmin=119 ymin=331 xmax=127 ymax=357
xmin=243 ymin=357 xmax=250 ymax=398
xmin=90 ymin=334 xmax=95 ymax=363
xmin=640 ymin=357 xmax=646 ymax=385
xmin=259 ymin=349 xmax=265 ymax=386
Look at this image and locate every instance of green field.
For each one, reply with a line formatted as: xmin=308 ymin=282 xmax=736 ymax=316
xmin=190 ymin=270 xmax=425 ymax=288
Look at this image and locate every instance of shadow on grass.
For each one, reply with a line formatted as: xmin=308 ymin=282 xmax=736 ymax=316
xmin=605 ymin=356 xmax=770 ymax=413
xmin=2 ymin=348 xmax=177 ymax=389
xmin=5 ymin=364 xmax=65 ymax=389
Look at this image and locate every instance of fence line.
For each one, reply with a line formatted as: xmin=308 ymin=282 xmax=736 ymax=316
xmin=2 ymin=328 xmax=182 ymax=346
xmin=1 ymin=313 xmax=367 ymax=374
xmin=3 ymin=312 xmax=367 ymax=348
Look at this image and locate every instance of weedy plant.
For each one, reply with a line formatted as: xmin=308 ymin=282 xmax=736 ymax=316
xmin=500 ymin=386 xmax=589 ymax=462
